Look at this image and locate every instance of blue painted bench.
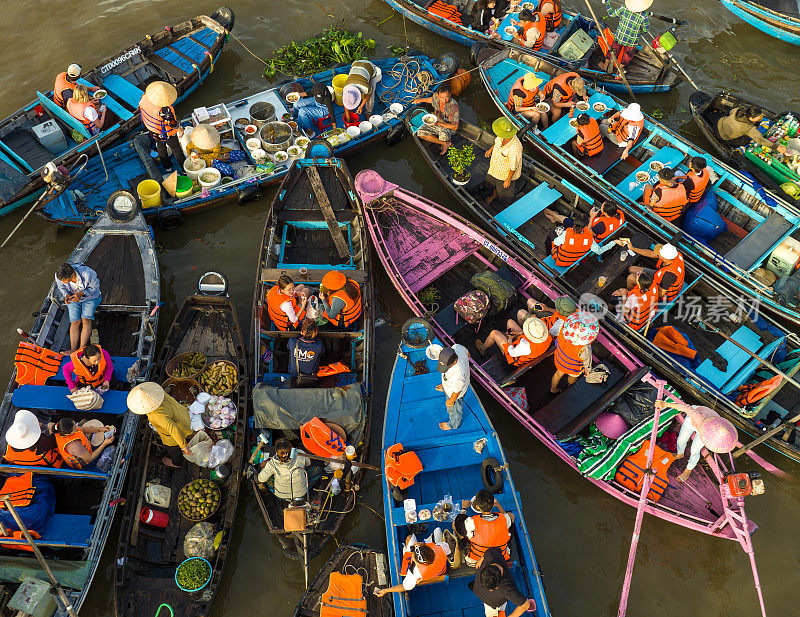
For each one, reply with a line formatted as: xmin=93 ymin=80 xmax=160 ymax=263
xmin=615 ymin=146 xmax=686 ymax=201
xmin=0 ymin=513 xmax=92 ymax=548
xmin=35 ymin=92 xmax=90 ymax=140
xmin=0 ymin=464 xmax=107 ymax=479
xmin=721 ymin=336 xmax=785 ymax=394
xmin=100 ymin=74 xmax=144 ymax=108
xmin=696 ymin=325 xmax=763 ymax=390
xmin=391 ymin=491 xmax=519 ymax=527
xmin=411 ymin=436 xmax=495 ymax=473
xmin=12 ymin=385 xmax=129 ymax=414
xmin=77 ymin=78 xmax=133 ymax=121
xmin=50 ymin=355 xmax=137 ymax=384
xmin=497 ymin=183 xmax=562 ymax=231
xmin=541 ymin=92 xmax=618 ymax=147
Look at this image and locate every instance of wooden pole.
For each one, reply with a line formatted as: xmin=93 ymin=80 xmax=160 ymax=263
xmin=581 ymin=0 xmax=636 ymax=101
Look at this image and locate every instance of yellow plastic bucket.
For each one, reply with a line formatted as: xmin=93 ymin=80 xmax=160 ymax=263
xmin=332 ymin=74 xmax=348 ymax=106
xmin=137 ymin=179 xmax=162 ymax=209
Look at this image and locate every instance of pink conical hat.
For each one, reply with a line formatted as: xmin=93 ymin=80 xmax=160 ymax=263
xmin=698 ymin=416 xmax=738 ymax=453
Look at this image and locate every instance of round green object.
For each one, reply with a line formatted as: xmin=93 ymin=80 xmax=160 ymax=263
xmin=176 ymin=176 xmax=193 ymax=192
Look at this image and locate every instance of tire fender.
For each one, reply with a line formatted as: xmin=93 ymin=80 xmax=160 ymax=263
xmin=106 ymin=190 xmax=141 ymax=223
xmin=433 ymin=52 xmax=460 ymax=79
xmin=156 ymin=208 xmax=184 ymax=230
xmin=481 ymin=457 xmax=504 ymax=494
xmin=237 ymin=186 xmax=263 ymax=206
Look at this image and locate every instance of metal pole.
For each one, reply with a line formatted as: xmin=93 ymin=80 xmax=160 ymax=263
xmin=644 ymin=33 xmax=701 ymax=90
xmin=582 ymin=0 xmax=636 ymax=101
xmin=2 ymin=496 xmax=79 ymax=617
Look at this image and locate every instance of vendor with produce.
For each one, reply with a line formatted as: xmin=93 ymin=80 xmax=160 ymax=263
xmin=716 ymin=106 xmax=789 ymax=155
xmin=128 ymin=382 xmax=193 ymax=468
xmin=185 ymin=124 xmax=243 ymax=166
xmin=256 ymin=437 xmax=311 ymax=501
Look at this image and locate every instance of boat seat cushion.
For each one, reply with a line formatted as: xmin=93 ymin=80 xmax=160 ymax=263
xmin=50 ymin=355 xmax=138 ymax=384
xmin=723 ymin=211 xmax=793 ymax=270
xmin=35 ymin=92 xmax=91 ymax=140
xmin=496 ymin=183 xmax=562 ymax=231
xmin=0 ymin=514 xmax=93 ymax=549
xmin=100 ymin=74 xmax=145 ymax=108
xmin=2 ymin=129 xmax=52 ymax=171
xmin=12 ymin=385 xmax=129 ymax=414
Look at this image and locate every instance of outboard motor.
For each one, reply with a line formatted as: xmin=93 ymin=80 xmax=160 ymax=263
xmin=41 ymin=162 xmax=71 ymax=193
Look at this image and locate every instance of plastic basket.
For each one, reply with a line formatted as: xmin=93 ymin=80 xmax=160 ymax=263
xmin=175 ymin=556 xmax=212 ymax=592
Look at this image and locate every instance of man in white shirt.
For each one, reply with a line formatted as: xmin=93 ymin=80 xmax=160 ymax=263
xmin=433 ymin=345 xmax=470 ymax=431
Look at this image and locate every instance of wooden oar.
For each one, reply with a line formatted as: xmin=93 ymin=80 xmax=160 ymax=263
xmin=581 ymin=0 xmax=636 ymax=101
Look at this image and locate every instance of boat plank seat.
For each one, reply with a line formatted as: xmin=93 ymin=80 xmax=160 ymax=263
xmin=496 ymin=183 xmax=562 ymax=231
xmin=406 ymin=436 xmax=495 ymax=474
xmin=434 ymin=302 xmax=468 ymax=337
xmin=724 ymin=211 xmax=793 ymax=270
xmin=0 ymin=156 xmax=29 ymax=203
xmin=479 ymin=346 xmax=555 ymax=384
xmin=0 ymin=514 xmax=92 ymax=549
xmin=77 ymin=78 xmax=134 ymax=121
xmin=695 ymin=325 xmax=764 ymax=389
xmin=540 ymin=92 xmax=618 ymax=147
xmin=720 ymin=336 xmax=785 ymax=394
xmin=50 ymin=355 xmax=138 ymax=384
xmin=11 ymin=385 xmax=129 ymax=414
xmin=260 ymin=268 xmax=368 ymax=283
xmin=277 ymin=210 xmax=359 ymax=223
xmin=35 ymin=92 xmax=91 ymax=140
xmin=1 ymin=129 xmax=51 ymax=171
xmin=391 ymin=492 xmax=519 ymax=528
xmin=614 ymin=146 xmax=686 ymax=201
xmin=100 ymin=74 xmax=145 ymax=108
xmin=715 ymin=188 xmax=765 ymax=223
xmin=148 ymin=48 xmax=191 ymax=80
xmin=581 ymin=140 xmax=624 ymax=175
xmin=0 ymin=464 xmax=108 ymax=480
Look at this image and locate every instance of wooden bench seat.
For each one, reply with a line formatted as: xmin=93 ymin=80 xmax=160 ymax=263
xmin=12 ymin=385 xmax=129 ymax=414
xmin=391 ymin=492 xmax=519 ymax=527
xmin=50 ymin=355 xmax=137 ymax=384
xmin=100 ymin=74 xmax=145 ymax=108
xmin=260 ymin=268 xmax=368 ymax=283
xmin=0 ymin=464 xmax=108 ymax=480
xmin=0 ymin=513 xmax=93 ymax=549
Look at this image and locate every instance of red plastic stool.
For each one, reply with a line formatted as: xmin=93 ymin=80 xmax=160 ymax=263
xmin=313 ymin=115 xmax=334 ymax=132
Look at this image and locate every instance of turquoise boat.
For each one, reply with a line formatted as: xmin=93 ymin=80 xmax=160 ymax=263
xmin=719 ymin=0 xmax=800 ymax=46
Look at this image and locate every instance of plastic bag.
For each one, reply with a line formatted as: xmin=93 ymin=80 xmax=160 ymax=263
xmin=208 ymin=439 xmax=234 ymax=468
xmin=432 ymin=494 xmax=457 ymax=522
xmin=184 ymin=430 xmax=213 ymax=467
xmin=183 ymin=522 xmax=216 ymax=560
xmin=610 ymin=381 xmax=657 ymax=426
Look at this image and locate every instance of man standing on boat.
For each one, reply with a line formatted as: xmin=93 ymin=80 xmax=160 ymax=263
xmin=428 ymin=344 xmax=470 ymax=431
xmin=470 ymin=546 xmax=535 ymax=617
xmin=599 ymin=0 xmax=652 ymax=73
xmin=484 ymin=118 xmax=524 ymax=207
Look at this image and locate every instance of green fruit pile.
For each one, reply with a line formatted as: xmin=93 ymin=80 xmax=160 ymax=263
xmin=169 ymin=352 xmax=206 ymax=378
xmin=178 ymin=479 xmax=221 ymax=521
xmin=176 ymin=557 xmax=211 ymax=591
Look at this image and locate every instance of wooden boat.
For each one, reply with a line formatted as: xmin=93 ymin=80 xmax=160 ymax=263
xmin=38 ymin=54 xmax=444 ymax=229
xmin=0 ymin=8 xmax=233 ymax=219
xmin=689 ymin=90 xmax=800 ymax=199
xmin=357 ymin=168 xmax=772 ymax=543
xmin=294 ymin=545 xmax=393 ymax=617
xmin=480 ymin=48 xmax=800 ymax=323
xmin=0 ymin=211 xmax=159 ymax=612
xmin=404 ymin=112 xmax=800 ymax=463
xmin=381 ymin=0 xmax=680 ymax=93
xmin=719 ymin=0 xmax=800 ymax=45
xmin=114 ymin=272 xmax=247 ymax=617
xmin=248 ymin=158 xmax=374 ymax=581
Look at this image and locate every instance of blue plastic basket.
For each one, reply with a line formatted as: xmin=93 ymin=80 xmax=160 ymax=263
xmin=174 ymin=557 xmax=212 ymax=592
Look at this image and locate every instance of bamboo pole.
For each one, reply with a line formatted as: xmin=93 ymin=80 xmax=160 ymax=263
xmin=582 ymin=0 xmax=636 ymax=101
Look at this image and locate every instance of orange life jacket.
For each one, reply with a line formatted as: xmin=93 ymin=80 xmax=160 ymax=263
xmin=55 ymin=429 xmax=92 ymax=470
xmin=650 ymin=184 xmax=687 ymax=222
xmin=317 ymin=362 xmax=350 ymax=377
xmin=614 ymin=440 xmax=675 ymax=503
xmin=66 ymin=98 xmax=98 ymax=129
xmin=323 ymin=281 xmax=362 ymax=328
xmin=576 ymin=118 xmax=603 ymax=157
xmin=590 ymin=210 xmax=625 ymax=241
xmin=597 ymin=28 xmax=627 ymax=64
xmin=139 ymin=95 xmax=179 ymax=140
xmin=401 ymin=543 xmax=448 ymax=581
xmin=0 ymin=529 xmax=40 ymax=552
xmin=554 ymin=329 xmax=584 ymax=376
xmin=542 ymin=72 xmax=580 ymax=102
xmin=300 ymin=417 xmax=347 ymax=459
xmin=505 ymin=77 xmax=538 ymax=112
xmin=3 ymin=444 xmax=62 ymax=468
xmin=522 ymin=14 xmax=547 ymax=51
xmin=735 ymin=374 xmax=782 ymax=407
xmin=429 ymin=0 xmax=462 ymax=24
xmin=685 ymin=168 xmax=711 ymax=204
xmin=384 ymin=443 xmax=423 ymax=490
xmin=502 ymin=333 xmax=550 ymax=366
xmin=69 ymin=345 xmax=108 ymax=389
xmin=654 ymin=253 xmax=685 ymax=303
xmin=14 ymin=342 xmax=62 ymax=386
xmin=624 ymin=283 xmax=659 ymax=331
xmin=543 ymin=0 xmax=562 ymax=30
xmin=53 ymin=72 xmax=76 ymax=107
xmin=552 ymin=226 xmax=594 ymax=267
xmin=266 ymin=284 xmax=306 ymax=331
xmin=319 ymin=572 xmax=367 ymax=617
xmin=611 ymin=116 xmax=644 ymax=146
xmin=467 ymin=514 xmax=511 ymax=562
xmin=0 ymin=473 xmax=36 ymax=508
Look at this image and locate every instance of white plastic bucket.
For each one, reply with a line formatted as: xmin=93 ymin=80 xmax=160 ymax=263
xmin=198 ymin=167 xmax=221 ymax=189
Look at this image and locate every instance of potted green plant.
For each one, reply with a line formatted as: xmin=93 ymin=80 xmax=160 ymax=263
xmin=447 ymin=144 xmax=475 ymax=186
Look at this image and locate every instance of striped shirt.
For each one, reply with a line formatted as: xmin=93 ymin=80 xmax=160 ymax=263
xmin=607 ymin=5 xmax=650 ymax=46
xmin=487 ymin=136 xmax=523 ymax=182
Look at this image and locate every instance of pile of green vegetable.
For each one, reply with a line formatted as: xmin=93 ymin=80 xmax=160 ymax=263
xmin=176 ymin=557 xmax=211 ymax=591
xmin=263 ymin=28 xmax=375 ymax=79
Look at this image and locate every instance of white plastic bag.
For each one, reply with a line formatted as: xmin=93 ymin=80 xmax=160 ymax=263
xmin=184 ymin=430 xmax=213 ymax=467
xmin=208 ymin=439 xmax=234 ymax=468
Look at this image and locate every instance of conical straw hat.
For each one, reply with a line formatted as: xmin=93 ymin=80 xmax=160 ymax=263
xmin=162 ymin=171 xmax=178 ymax=197
xmin=191 ymin=124 xmax=220 ymax=150
xmin=145 ymin=81 xmax=178 ymax=107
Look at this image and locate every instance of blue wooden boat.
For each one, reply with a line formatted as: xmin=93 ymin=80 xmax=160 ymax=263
xmin=0 ymin=8 xmax=233 ymax=219
xmin=382 ymin=319 xmax=551 ymax=617
xmin=719 ymin=0 xmax=800 ymax=45
xmin=38 ymin=55 xmax=442 ymax=229
xmin=480 ymin=48 xmax=800 ymax=323
xmin=381 ymin=0 xmax=680 ymax=93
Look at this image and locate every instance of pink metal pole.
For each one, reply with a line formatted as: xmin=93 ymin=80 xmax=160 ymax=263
xmin=617 ymin=379 xmax=666 ymax=617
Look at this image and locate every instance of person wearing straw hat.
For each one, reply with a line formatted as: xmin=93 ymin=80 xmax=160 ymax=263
xmin=484 ymin=118 xmax=523 ymax=207
xmin=505 ymin=72 xmax=547 ymax=128
xmin=139 ymin=81 xmax=185 ymax=172
xmin=128 ymin=382 xmax=193 ymax=468
xmin=413 ymin=82 xmax=460 ymax=155
xmin=53 ymin=63 xmax=98 ymax=107
xmin=599 ymin=0 xmax=652 ymax=72
xmin=3 ymin=410 xmax=60 ymax=467
xmin=475 ymin=316 xmax=551 ymax=367
xmin=185 ymin=123 xmax=235 ymax=166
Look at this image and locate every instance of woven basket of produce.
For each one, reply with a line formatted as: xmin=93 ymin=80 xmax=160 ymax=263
xmin=177 ymin=479 xmax=222 ymax=522
xmin=163 ymin=377 xmax=201 ymax=405
xmin=199 ymin=361 xmax=238 ymax=396
xmin=166 ymin=352 xmax=207 ymax=380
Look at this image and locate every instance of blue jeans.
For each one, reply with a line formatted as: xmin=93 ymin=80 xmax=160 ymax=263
xmin=66 ymin=296 xmax=101 ymax=322
xmin=293 ymin=98 xmax=329 ymax=133
xmin=446 ymin=397 xmax=464 ymax=430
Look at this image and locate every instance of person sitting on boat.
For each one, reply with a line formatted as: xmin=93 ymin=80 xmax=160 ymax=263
xmin=550 ymin=311 xmax=598 ymax=394
xmin=62 ymin=343 xmax=114 ymax=393
xmin=472 ymin=0 xmax=509 ymax=34
xmin=598 ymin=0 xmax=651 ymax=72
xmin=475 ymin=316 xmax=551 ymax=366
xmin=519 ymin=296 xmax=577 ymax=337
xmin=55 ymin=262 xmax=101 ymax=354
xmin=293 ymin=84 xmax=335 ymax=135
xmin=679 ymin=156 xmax=712 ymax=205
xmin=128 ymin=382 xmax=193 ymax=468
xmin=256 ymin=437 xmax=311 ymax=501
xmin=413 ymin=82 xmax=460 ymax=155
xmin=510 ymin=9 xmax=547 ymax=51
xmin=3 ymin=410 xmax=60 ymax=467
xmin=599 ymin=102 xmax=644 ymax=161
xmin=66 ymin=84 xmax=107 ymax=135
xmin=319 ymin=271 xmax=362 ymax=329
xmin=544 ymin=212 xmax=598 ymax=267
xmin=185 ymin=124 xmax=236 ymax=167
xmin=461 ymin=489 xmax=515 ymax=566
xmin=471 ymin=546 xmax=535 ymax=617
xmin=374 ymin=534 xmax=448 ymax=597
xmin=506 ymin=72 xmax=547 ymax=128
xmin=540 ymin=0 xmax=562 ymax=31
xmin=484 ymin=118 xmax=524 ymax=207
xmin=288 ymin=319 xmax=325 ymax=386
xmin=54 ymin=418 xmax=115 ymax=470
xmin=617 ymin=241 xmax=685 ymax=304
xmin=264 ymin=274 xmax=311 ymax=332
xmin=655 ymin=401 xmax=738 ymax=482
xmin=139 ymin=81 xmax=186 ymax=172
xmin=588 ymin=201 xmax=625 ymax=241
xmin=428 ymin=344 xmax=470 ymax=431
xmin=540 ymin=72 xmax=588 ymax=123
xmin=53 ymin=63 xmax=97 ymax=107
xmin=641 ymin=167 xmax=688 ymax=223
xmin=716 ymin=105 xmax=789 ymax=155
xmin=572 ymin=113 xmax=603 ymax=158
xmin=612 ymin=270 xmax=659 ymax=331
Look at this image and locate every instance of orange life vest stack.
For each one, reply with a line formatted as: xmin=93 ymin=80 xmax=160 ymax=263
xmin=14 ymin=342 xmax=62 ymax=386
xmin=735 ymin=375 xmax=782 ymax=407
xmin=300 ymin=417 xmax=348 ymax=459
xmin=320 ymin=572 xmax=367 ymax=617
xmin=429 ymin=1 xmax=463 ymax=24
xmin=384 ymin=443 xmax=423 ymax=490
xmin=614 ymin=440 xmax=675 ymax=503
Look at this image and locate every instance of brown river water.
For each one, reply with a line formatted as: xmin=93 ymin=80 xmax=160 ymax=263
xmin=0 ymin=1 xmax=798 ymax=615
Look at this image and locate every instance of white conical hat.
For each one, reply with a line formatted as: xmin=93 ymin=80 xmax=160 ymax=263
xmin=625 ymin=0 xmax=653 ymax=12
xmin=127 ymin=382 xmax=165 ymax=415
